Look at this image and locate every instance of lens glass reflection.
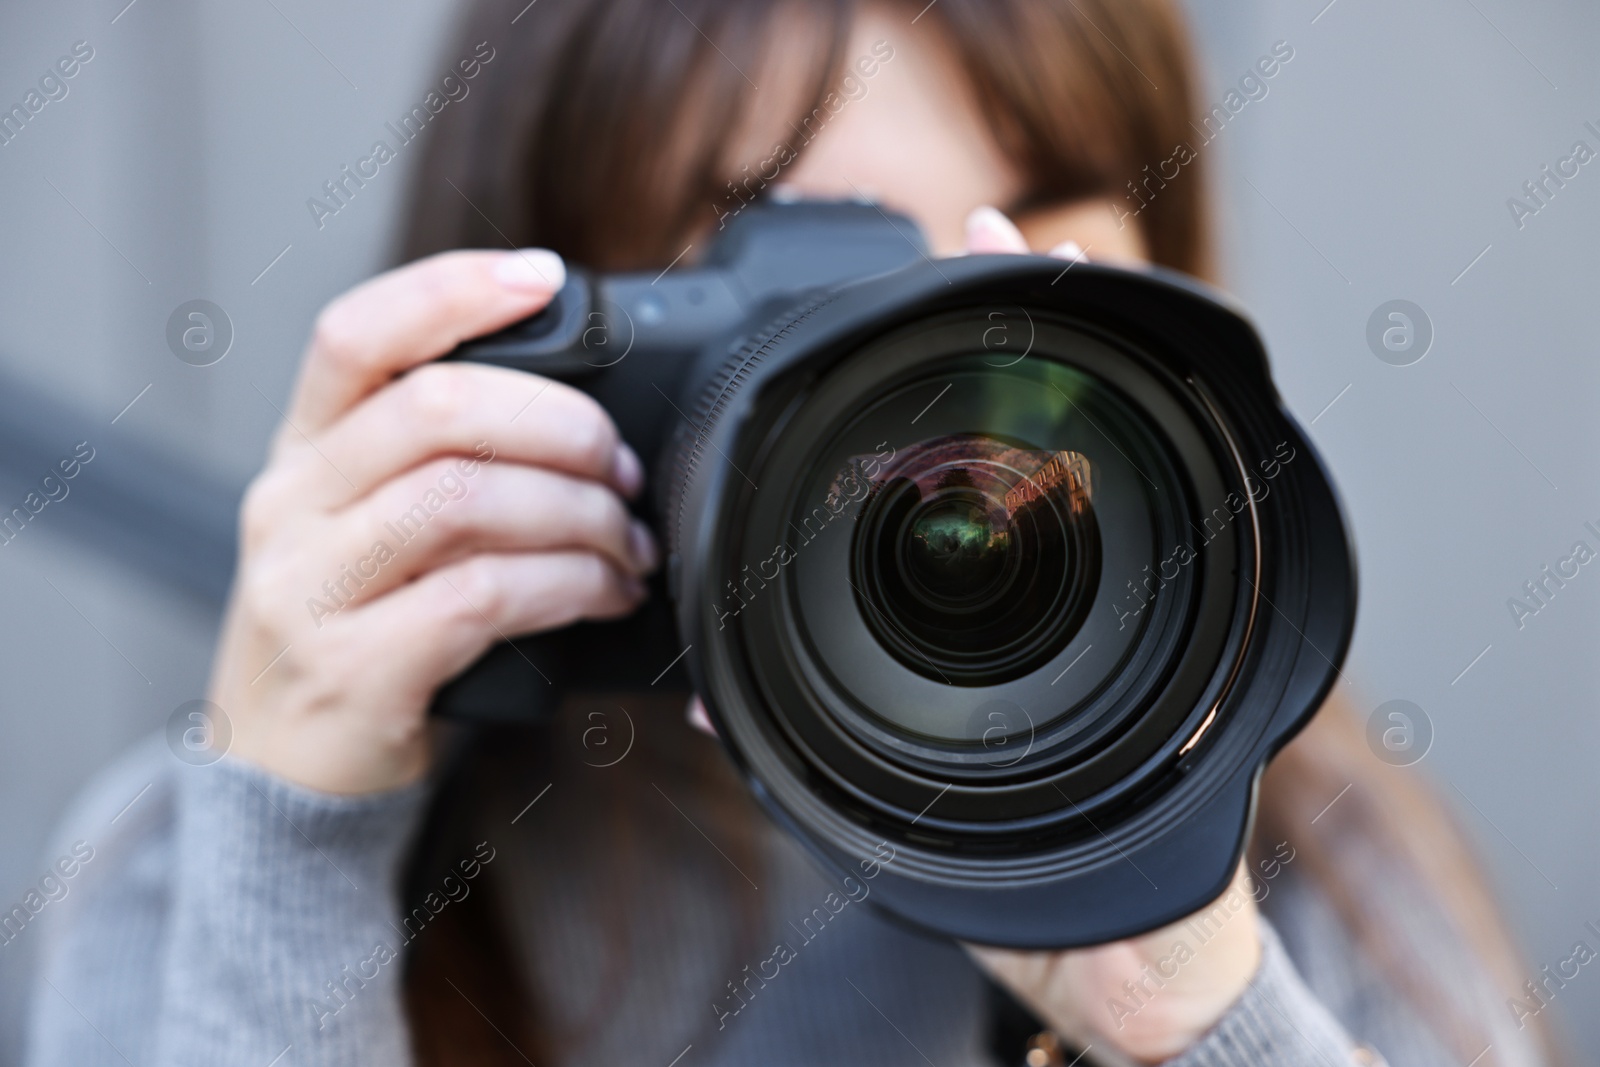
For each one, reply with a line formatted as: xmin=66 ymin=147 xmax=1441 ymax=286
xmin=848 ymin=434 xmax=1099 ymax=684
xmin=787 ymin=352 xmax=1176 ymax=745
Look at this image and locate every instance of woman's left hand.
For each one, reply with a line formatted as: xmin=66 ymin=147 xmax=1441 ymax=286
xmin=964 ymin=864 xmax=1262 ymax=1063
xmin=958 ymin=206 xmax=1262 ymax=1062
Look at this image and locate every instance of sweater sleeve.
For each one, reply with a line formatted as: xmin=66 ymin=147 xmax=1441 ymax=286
xmin=25 ymin=743 xmax=429 ymax=1067
xmin=153 ymin=756 xmax=430 ymax=1067
xmin=1166 ymin=919 xmax=1369 ymax=1067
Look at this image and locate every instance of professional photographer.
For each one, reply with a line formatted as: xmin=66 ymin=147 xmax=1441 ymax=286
xmin=24 ymin=1 xmax=1556 ymax=1065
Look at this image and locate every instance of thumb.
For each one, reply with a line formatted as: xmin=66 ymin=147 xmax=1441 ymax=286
xmin=964 ymin=205 xmax=1030 ymax=254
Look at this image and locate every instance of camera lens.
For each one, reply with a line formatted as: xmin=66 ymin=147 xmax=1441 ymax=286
xmin=666 ymin=257 xmax=1354 ymax=948
xmin=851 ymin=434 xmax=1101 ymax=687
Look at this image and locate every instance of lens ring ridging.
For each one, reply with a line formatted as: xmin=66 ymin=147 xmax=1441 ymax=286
xmin=702 ymin=310 xmax=1247 ymax=849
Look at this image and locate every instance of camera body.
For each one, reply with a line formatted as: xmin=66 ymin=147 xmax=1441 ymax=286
xmin=440 ymin=200 xmax=1356 ymax=948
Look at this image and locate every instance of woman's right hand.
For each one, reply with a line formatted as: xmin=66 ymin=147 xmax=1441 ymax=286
xmin=209 ymin=249 xmax=658 ymax=795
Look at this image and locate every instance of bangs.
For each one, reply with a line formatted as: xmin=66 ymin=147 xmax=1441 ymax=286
xmin=527 ymin=0 xmax=852 ymax=270
xmin=402 ymin=0 xmax=1207 ymax=276
xmin=925 ymin=0 xmax=1208 ymax=275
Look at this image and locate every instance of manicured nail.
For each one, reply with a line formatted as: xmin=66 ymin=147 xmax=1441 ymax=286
xmin=493 ymin=248 xmax=565 ymax=293
xmin=686 ymin=696 xmax=718 ymax=738
xmin=1049 ymin=240 xmax=1088 ymax=262
xmin=612 ymin=442 xmax=644 ymax=497
xmin=965 ymin=205 xmax=1028 ymax=253
xmin=629 ymin=520 xmax=659 ymax=573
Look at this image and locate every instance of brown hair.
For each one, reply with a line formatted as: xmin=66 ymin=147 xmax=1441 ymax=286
xmin=398 ymin=1 xmax=1556 ymax=1063
xmin=400 ymin=0 xmax=1205 ymax=275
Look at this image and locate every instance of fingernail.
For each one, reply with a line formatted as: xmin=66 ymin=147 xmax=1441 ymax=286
xmin=628 ymin=520 xmax=659 ymax=573
xmin=1049 ymin=240 xmax=1088 ymax=262
xmin=964 ymin=205 xmax=1028 ymax=253
xmin=494 ymin=249 xmax=566 ymax=293
xmin=612 ymin=442 xmax=644 ymax=497
xmin=686 ymin=696 xmax=718 ymax=738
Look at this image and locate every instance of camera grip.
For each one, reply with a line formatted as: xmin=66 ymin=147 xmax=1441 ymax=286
xmin=445 ymin=271 xmax=601 ymax=379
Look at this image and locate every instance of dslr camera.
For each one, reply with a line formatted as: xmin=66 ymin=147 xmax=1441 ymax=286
xmin=438 ymin=200 xmax=1355 ymax=948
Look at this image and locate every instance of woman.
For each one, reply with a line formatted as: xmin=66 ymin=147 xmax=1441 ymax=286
xmin=25 ymin=0 xmax=1560 ymax=1064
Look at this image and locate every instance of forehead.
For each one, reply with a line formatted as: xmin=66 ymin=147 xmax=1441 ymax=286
xmin=714 ymin=6 xmax=1146 ymax=262
xmin=727 ymin=8 xmax=1023 ymax=255
xmin=723 ymin=8 xmax=1145 ymax=263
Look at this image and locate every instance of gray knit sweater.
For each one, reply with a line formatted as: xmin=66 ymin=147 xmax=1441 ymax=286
xmin=19 ymin=709 xmax=1545 ymax=1067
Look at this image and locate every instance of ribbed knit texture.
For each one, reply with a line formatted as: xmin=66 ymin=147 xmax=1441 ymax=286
xmin=21 ymin=723 xmax=1547 ymax=1067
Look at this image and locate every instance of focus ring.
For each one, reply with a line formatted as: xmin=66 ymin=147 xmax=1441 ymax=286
xmin=660 ymin=292 xmax=837 ymax=561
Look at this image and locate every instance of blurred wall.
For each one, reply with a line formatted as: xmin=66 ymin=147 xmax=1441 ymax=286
xmin=0 ymin=0 xmax=1595 ymax=1060
xmin=1193 ymin=3 xmax=1599 ymax=1061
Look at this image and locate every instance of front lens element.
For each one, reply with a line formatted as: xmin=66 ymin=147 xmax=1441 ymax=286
xmin=782 ymin=346 xmax=1183 ymax=750
xmin=850 ymin=434 xmax=1100 ymax=685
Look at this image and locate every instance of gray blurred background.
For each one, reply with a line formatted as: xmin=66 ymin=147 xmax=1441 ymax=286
xmin=0 ymin=0 xmax=1595 ymax=1060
